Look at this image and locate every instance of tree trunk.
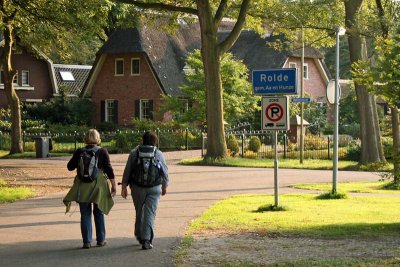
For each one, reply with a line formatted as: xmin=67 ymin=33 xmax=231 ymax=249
xmin=391 ymin=107 xmax=400 ymax=182
xmin=2 ymin=25 xmax=24 ymax=154
xmin=345 ymin=0 xmax=385 ymax=164
xmin=197 ymin=1 xmax=227 ymax=159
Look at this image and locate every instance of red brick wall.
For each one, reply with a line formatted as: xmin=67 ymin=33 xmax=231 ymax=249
xmin=0 ymin=49 xmax=53 ymax=108
xmin=284 ymin=57 xmax=327 ymax=102
xmin=91 ymin=52 xmax=164 ymax=126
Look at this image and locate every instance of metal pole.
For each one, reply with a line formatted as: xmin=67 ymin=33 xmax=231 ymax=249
xmin=274 ymin=130 xmax=279 ymax=207
xmin=300 ymin=25 xmax=305 ymax=164
xmin=333 ymin=28 xmax=340 ymax=194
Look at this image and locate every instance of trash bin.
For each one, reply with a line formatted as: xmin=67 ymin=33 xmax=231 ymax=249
xmin=34 ymin=137 xmax=51 ymax=158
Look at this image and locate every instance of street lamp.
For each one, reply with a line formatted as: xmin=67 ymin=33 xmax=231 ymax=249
xmin=332 ymin=26 xmax=346 ymax=194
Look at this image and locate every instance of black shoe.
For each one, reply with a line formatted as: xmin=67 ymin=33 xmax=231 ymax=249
xmin=97 ymin=241 xmax=107 ymax=247
xmin=82 ymin=243 xmax=91 ymax=249
xmin=142 ymin=240 xmax=153 ymax=250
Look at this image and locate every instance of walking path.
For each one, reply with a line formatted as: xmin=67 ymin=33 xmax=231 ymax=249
xmin=0 ymin=151 xmax=382 ymax=267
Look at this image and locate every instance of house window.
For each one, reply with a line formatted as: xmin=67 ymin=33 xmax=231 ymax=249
xmin=141 ymin=99 xmax=151 ymax=120
xmin=131 ymin=58 xmax=140 ymax=75
xmin=303 ymin=63 xmax=309 ymax=79
xmin=13 ymin=71 xmax=18 ymax=85
xmin=179 ymin=98 xmax=189 ymax=113
xmin=105 ymin=100 xmax=117 ymax=123
xmin=135 ymin=99 xmax=153 ymax=120
xmin=289 ymin=62 xmax=296 ymax=69
xmin=115 ymin=58 xmax=124 ymax=76
xmin=22 ymin=70 xmax=30 ymax=86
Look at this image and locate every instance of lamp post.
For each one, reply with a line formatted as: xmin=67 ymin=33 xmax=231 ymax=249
xmin=332 ymin=26 xmax=346 ymax=194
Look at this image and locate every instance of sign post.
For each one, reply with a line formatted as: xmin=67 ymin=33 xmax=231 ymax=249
xmin=261 ymin=96 xmax=289 ymax=207
xmin=254 ymin=69 xmax=296 ymax=208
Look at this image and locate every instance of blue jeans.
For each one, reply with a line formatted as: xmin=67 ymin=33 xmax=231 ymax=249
xmin=79 ymin=203 xmax=105 ymax=244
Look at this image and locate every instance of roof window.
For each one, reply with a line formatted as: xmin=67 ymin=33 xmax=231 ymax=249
xmin=60 ymin=71 xmax=75 ymax=81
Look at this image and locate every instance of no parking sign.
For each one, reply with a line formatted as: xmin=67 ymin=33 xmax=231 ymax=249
xmin=262 ymin=96 xmax=289 ymax=130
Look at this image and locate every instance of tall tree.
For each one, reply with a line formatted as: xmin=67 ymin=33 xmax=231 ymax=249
xmin=160 ymin=50 xmax=259 ymax=126
xmin=0 ymin=0 xmax=109 ymax=154
xmin=353 ymin=0 xmax=400 ymax=180
xmin=344 ymin=0 xmax=386 ymax=164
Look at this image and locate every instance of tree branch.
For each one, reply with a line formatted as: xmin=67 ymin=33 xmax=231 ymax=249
xmin=218 ymin=0 xmax=250 ymax=56
xmin=113 ymin=0 xmax=197 ymax=14
xmin=214 ymin=0 xmax=228 ymax=26
xmin=375 ymin=0 xmax=389 ymax=38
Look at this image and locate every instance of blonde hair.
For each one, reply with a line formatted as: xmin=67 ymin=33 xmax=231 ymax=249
xmin=84 ymin=129 xmax=101 ymax=145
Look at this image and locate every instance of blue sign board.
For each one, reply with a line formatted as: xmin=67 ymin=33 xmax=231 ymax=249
xmin=252 ymin=68 xmax=298 ymax=95
xmin=291 ymin=97 xmax=311 ymax=103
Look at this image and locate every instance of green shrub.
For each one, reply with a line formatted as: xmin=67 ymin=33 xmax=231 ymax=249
xmin=305 ymin=135 xmax=327 ymax=150
xmin=381 ymin=136 xmax=393 ymax=160
xmin=343 ymin=139 xmax=361 ymax=161
xmin=248 ymin=136 xmax=261 ymax=153
xmin=0 ymin=133 xmax=10 ymax=150
xmin=226 ymin=135 xmax=239 ymax=156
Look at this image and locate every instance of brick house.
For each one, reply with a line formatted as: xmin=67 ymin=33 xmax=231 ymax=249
xmin=0 ymin=45 xmax=91 ymax=108
xmin=82 ymin=24 xmax=331 ymax=127
xmin=81 ymin=25 xmax=201 ymax=126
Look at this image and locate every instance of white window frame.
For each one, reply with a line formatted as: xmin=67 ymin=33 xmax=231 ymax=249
xmin=21 ymin=70 xmax=30 ymax=86
xmin=105 ymin=99 xmax=116 ymax=123
xmin=131 ymin=58 xmax=140 ymax=76
xmin=289 ymin=62 xmax=296 ymax=69
xmin=140 ymin=99 xmax=151 ymax=120
xmin=115 ymin=58 xmax=124 ymax=76
xmin=13 ymin=71 xmax=18 ymax=85
xmin=303 ymin=63 xmax=309 ymax=79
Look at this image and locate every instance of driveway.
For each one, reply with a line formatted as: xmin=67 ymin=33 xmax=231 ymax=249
xmin=0 ymin=151 xmax=381 ymax=267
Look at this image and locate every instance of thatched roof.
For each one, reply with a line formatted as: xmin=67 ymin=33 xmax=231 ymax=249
xmin=219 ymin=30 xmax=324 ymax=71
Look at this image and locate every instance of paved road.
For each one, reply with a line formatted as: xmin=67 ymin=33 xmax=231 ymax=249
xmin=0 ymin=151 xmax=381 ymax=267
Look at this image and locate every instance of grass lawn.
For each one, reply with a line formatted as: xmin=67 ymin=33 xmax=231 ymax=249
xmin=0 ymin=150 xmax=70 ymax=159
xmin=291 ymin=181 xmax=400 ymax=194
xmin=178 ymin=193 xmax=400 ymax=266
xmin=0 ymin=179 xmax=34 ymax=204
xmin=188 ymin=194 xmax=400 ymax=238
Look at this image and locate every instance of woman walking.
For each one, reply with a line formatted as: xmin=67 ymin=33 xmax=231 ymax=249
xmin=64 ymin=129 xmax=116 ymax=249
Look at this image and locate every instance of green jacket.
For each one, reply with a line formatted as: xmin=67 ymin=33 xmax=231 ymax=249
xmin=63 ymin=172 xmax=114 ymax=215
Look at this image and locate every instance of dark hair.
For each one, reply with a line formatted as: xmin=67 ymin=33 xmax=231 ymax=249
xmin=142 ymin=131 xmax=158 ymax=146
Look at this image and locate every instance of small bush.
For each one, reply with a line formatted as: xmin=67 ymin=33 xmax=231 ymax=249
xmin=316 ymin=192 xmax=348 ymax=199
xmin=343 ymin=139 xmax=361 ymax=161
xmin=248 ymin=136 xmax=261 ymax=153
xmin=254 ymin=204 xmax=287 ymax=212
xmin=226 ymin=135 xmax=239 ymax=156
xmin=305 ymin=135 xmax=327 ymax=150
